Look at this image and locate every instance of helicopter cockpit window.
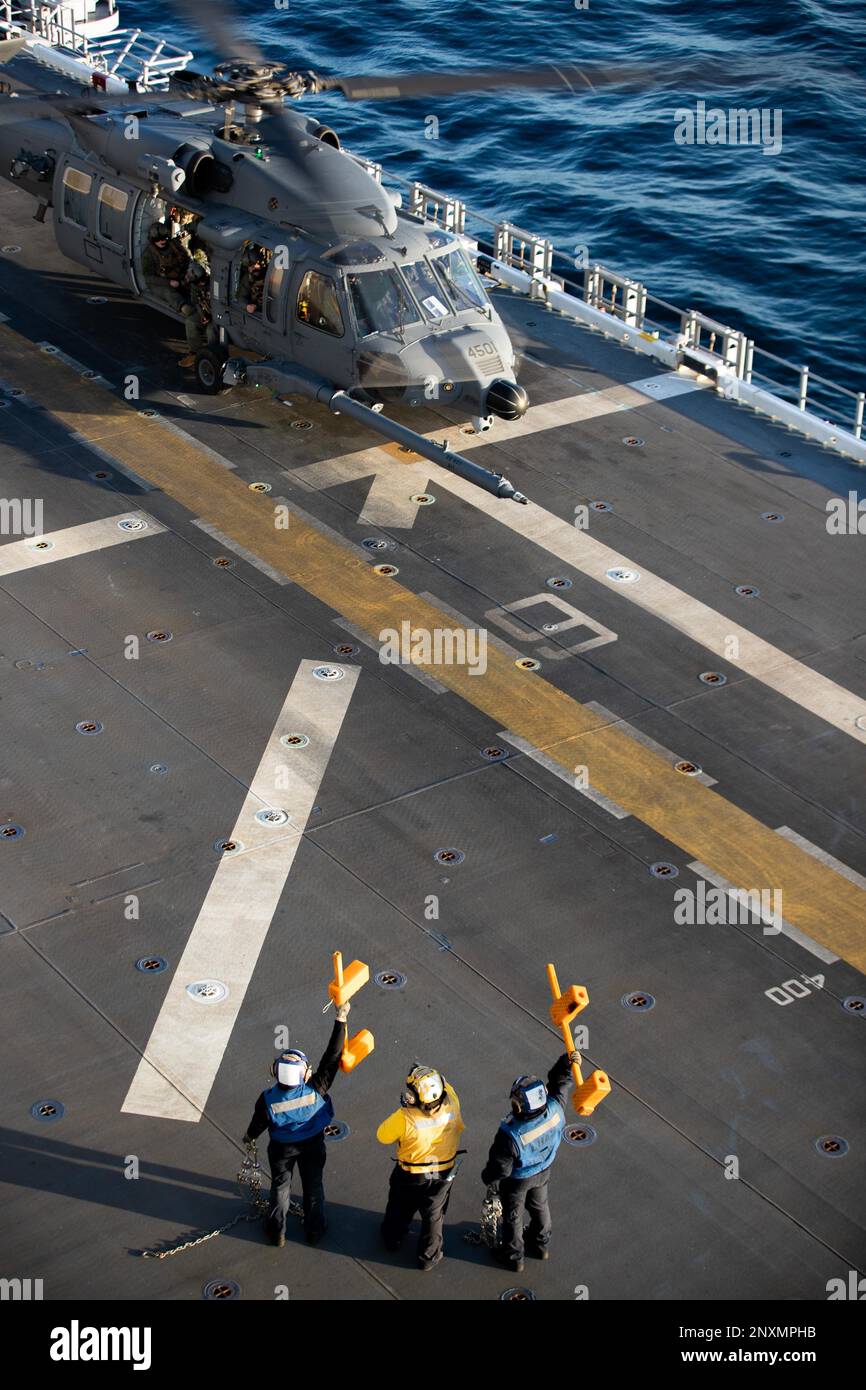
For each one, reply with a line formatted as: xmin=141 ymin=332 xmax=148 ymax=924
xmin=433 ymin=248 xmax=489 ymax=311
xmin=325 ymin=239 xmax=385 ymax=267
xmin=348 ymin=269 xmax=419 ymax=337
xmin=62 ymin=167 xmax=92 ymax=228
xmin=401 ymin=259 xmax=450 ymax=320
xmin=296 ymin=270 xmax=344 ymax=337
xmin=98 ymin=184 xmax=129 ymax=246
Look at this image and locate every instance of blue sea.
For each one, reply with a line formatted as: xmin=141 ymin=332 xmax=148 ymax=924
xmin=128 ymin=0 xmax=865 ymax=394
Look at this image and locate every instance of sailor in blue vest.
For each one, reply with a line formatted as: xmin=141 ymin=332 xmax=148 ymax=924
xmin=481 ymin=1049 xmax=577 ymax=1271
xmin=242 ymin=1004 xmax=350 ymax=1247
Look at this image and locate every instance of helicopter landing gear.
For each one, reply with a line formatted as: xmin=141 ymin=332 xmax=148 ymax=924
xmin=194 ymin=347 xmax=228 ymax=395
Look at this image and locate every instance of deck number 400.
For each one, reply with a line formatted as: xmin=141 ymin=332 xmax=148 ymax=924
xmin=765 ymin=974 xmax=824 ymax=1005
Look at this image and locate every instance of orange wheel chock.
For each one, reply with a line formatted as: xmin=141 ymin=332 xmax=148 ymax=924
xmin=328 ymin=950 xmax=369 ymax=1007
xmin=546 ymin=962 xmax=610 ymax=1117
xmin=340 ymin=1028 xmax=375 ymax=1073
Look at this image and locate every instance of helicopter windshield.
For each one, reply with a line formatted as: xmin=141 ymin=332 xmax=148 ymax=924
xmin=348 ymin=269 xmax=419 ymax=336
xmin=401 ymin=259 xmax=451 ymax=320
xmin=433 ymin=249 xmax=489 ymax=311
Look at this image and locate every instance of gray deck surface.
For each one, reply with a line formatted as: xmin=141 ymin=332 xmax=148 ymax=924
xmin=0 ymin=123 xmax=865 ymax=1302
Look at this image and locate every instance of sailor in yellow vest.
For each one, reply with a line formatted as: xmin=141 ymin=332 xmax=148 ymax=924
xmin=376 ymin=1065 xmax=465 ymax=1271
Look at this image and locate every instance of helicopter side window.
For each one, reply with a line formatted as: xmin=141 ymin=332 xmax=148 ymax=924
xmin=98 ymin=184 xmax=129 ymax=247
xmin=401 ymin=259 xmax=451 ymax=320
xmin=348 ymin=269 xmax=419 ymax=337
xmin=296 ymin=270 xmax=344 ymax=337
xmin=433 ymin=249 xmax=489 ymax=311
xmin=236 ymin=244 xmax=270 ymax=315
xmin=62 ymin=167 xmax=93 ymax=229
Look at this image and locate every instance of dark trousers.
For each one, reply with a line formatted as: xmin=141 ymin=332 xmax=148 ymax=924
xmin=500 ymin=1169 xmax=552 ymax=1259
xmin=381 ymin=1166 xmax=454 ymax=1265
xmin=266 ymin=1136 xmax=326 ymax=1242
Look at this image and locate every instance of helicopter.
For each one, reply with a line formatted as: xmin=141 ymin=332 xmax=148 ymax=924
xmin=0 ymin=0 xmax=695 ymax=505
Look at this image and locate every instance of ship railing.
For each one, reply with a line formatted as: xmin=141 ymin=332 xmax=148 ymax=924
xmin=84 ymin=30 xmax=193 ymax=85
xmin=2 ymin=3 xmax=191 ymax=86
xmin=6 ymin=3 xmax=83 ymax=52
xmin=349 ymin=157 xmax=864 ymax=462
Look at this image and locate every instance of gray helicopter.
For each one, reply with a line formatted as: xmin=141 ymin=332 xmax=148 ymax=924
xmin=0 ymin=0 xmax=650 ymax=504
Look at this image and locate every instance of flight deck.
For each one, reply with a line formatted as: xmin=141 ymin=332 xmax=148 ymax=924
xmin=1 ymin=168 xmax=865 ymax=1303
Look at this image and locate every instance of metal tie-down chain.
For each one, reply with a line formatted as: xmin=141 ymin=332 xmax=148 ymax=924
xmin=138 ymin=1141 xmax=303 ymax=1261
xmin=463 ymin=1185 xmax=502 ymax=1248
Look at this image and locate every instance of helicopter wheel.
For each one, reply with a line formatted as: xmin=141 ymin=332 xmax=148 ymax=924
xmin=194 ymin=348 xmax=227 ymax=395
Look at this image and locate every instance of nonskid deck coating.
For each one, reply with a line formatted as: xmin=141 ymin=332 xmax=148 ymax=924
xmin=0 ymin=167 xmax=864 ymax=1302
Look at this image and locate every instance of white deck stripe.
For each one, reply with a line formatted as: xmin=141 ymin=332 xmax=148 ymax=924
xmin=686 ymin=861 xmax=839 ymax=964
xmin=121 ymin=660 xmax=360 ymax=1122
xmin=360 ymin=468 xmax=431 ymax=527
xmin=0 ymin=511 xmax=163 ymax=576
xmin=291 ymin=376 xmax=866 ymax=745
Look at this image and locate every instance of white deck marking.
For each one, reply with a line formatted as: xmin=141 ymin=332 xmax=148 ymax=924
xmin=291 ymin=374 xmax=866 ymax=745
xmin=360 ymin=465 xmax=432 ymax=527
xmin=296 ymin=374 xmax=704 ymax=526
xmin=0 ymin=511 xmax=164 ymax=577
xmin=121 ymin=660 xmax=360 ymax=1122
xmin=686 ymin=861 xmax=839 ymax=964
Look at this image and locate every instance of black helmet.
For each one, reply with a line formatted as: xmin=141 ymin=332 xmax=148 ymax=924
xmin=510 ymin=1075 xmax=547 ymax=1118
xmin=149 ymin=223 xmax=170 ymax=243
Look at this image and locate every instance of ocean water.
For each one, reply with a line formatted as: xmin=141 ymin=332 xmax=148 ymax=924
xmin=127 ymin=0 xmax=866 ymax=396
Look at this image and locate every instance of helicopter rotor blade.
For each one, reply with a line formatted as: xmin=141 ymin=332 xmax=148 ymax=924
xmin=308 ymin=58 xmax=807 ymax=103
xmin=169 ymin=0 xmax=266 ymax=67
xmin=310 ymin=63 xmax=640 ymax=101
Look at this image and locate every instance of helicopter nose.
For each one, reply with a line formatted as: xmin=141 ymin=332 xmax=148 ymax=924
xmin=486 ymin=379 xmax=530 ymax=421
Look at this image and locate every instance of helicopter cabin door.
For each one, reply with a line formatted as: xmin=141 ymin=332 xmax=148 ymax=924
xmin=54 ymin=158 xmax=136 ymax=291
xmin=290 ymin=266 xmax=354 ymax=387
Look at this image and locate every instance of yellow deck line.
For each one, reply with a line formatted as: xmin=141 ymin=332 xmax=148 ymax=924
xmin=2 ymin=324 xmax=864 ymax=971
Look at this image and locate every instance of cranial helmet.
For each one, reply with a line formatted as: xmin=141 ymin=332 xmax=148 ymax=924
xmin=402 ymin=1064 xmax=446 ymax=1112
xmin=273 ymin=1050 xmax=311 ymax=1087
xmin=149 ymin=222 xmax=170 ymax=242
xmin=510 ymin=1075 xmax=548 ymax=1118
